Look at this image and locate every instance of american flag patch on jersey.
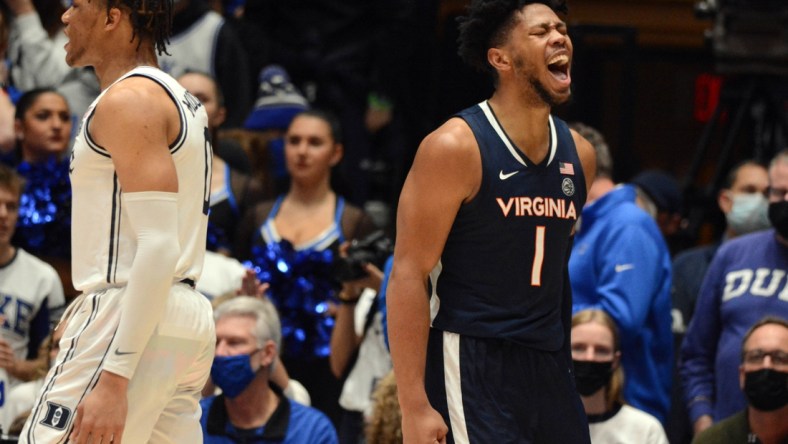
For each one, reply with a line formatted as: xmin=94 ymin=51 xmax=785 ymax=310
xmin=559 ymin=162 xmax=575 ymax=175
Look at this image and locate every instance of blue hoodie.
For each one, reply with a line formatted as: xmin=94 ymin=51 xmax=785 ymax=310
xmin=569 ymin=185 xmax=673 ymax=423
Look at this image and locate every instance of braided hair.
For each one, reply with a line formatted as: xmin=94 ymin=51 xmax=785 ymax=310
xmin=106 ymin=0 xmax=173 ymax=55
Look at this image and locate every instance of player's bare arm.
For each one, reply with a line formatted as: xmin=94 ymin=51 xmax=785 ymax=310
xmin=388 ymin=118 xmax=480 ymax=444
xmin=90 ymin=78 xmax=180 ymax=193
xmin=69 ymin=78 xmax=182 ymax=444
xmin=571 ymin=130 xmax=597 ymax=203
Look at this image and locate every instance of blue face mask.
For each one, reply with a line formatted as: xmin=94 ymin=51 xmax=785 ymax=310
xmin=210 ymin=354 xmax=259 ymax=398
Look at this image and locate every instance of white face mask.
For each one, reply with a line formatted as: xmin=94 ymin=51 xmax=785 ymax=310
xmin=725 ymin=192 xmax=770 ymax=235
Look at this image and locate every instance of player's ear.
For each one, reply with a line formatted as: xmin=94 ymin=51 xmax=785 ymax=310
xmin=488 ymin=47 xmax=511 ymax=73
xmin=104 ymin=6 xmax=123 ymax=29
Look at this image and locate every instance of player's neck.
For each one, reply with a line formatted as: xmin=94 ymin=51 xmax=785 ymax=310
xmin=94 ymin=48 xmax=159 ymax=90
xmin=0 ymin=244 xmax=15 ymax=267
xmin=487 ymin=92 xmax=551 ymax=163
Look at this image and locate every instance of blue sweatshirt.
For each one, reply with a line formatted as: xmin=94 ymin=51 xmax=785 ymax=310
xmin=680 ymin=229 xmax=788 ymax=424
xmin=569 ymin=185 xmax=673 ymax=423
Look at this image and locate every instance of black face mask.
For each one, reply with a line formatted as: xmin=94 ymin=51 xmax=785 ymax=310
xmin=743 ymin=369 xmax=788 ymax=412
xmin=573 ymin=360 xmax=613 ymax=397
xmin=768 ymin=201 xmax=788 ymax=238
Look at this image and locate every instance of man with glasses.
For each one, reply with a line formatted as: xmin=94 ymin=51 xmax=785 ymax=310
xmin=681 ymin=150 xmax=788 ymax=437
xmin=692 ymin=316 xmax=788 ymax=444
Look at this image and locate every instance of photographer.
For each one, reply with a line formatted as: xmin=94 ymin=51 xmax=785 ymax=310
xmin=330 ymin=256 xmax=391 ymax=444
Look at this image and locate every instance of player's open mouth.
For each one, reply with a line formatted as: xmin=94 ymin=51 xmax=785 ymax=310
xmin=547 ymin=54 xmax=570 ymax=83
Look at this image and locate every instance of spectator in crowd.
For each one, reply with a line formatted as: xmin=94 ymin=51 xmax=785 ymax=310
xmin=329 ymin=260 xmax=389 ymax=443
xmin=569 ymin=122 xmax=673 ymax=423
xmin=571 ymin=309 xmax=668 ymax=444
xmin=672 ymin=160 xmax=769 ymax=335
xmin=159 ymin=0 xmax=252 ymax=128
xmin=178 ymin=71 xmax=270 ymax=255
xmin=667 ymin=160 xmax=768 ymax=443
xmin=201 ymin=296 xmax=338 ymax=443
xmin=630 ymin=169 xmax=685 ymax=255
xmin=0 ymin=302 xmax=70 ymax=432
xmin=692 ymin=317 xmax=788 ymax=444
xmin=243 ymin=0 xmax=415 ymax=205
xmin=2 ymin=0 xmax=99 ymax=119
xmin=4 ymin=88 xmax=72 ymax=263
xmin=364 ymin=371 xmax=402 ymax=444
xmin=236 ymin=109 xmax=376 ymax=425
xmin=0 ymin=164 xmax=65 ymax=392
xmin=681 ymin=149 xmax=788 ymax=435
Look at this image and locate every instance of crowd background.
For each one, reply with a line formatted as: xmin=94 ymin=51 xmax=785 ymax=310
xmin=0 ymin=0 xmax=786 ymax=443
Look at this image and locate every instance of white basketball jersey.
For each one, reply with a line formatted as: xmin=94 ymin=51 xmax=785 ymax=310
xmin=70 ymin=66 xmax=212 ymax=292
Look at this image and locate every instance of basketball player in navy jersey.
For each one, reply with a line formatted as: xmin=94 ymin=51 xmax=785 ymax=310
xmin=388 ymin=1 xmax=596 ymax=443
xmin=20 ymin=0 xmax=216 ymax=443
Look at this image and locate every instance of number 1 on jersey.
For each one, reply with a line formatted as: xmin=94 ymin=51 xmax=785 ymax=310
xmin=532 ymin=226 xmax=545 ymax=286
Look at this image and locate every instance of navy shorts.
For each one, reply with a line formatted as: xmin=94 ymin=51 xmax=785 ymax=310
xmin=425 ymin=328 xmax=590 ymax=444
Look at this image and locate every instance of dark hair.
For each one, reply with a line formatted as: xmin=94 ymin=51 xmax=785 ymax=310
xmin=106 ymin=0 xmax=173 ymax=56
xmin=14 ymin=88 xmax=63 ymax=121
xmin=722 ymin=159 xmax=767 ymax=190
xmin=457 ymin=0 xmax=568 ymax=74
xmin=290 ymin=109 xmax=343 ymax=145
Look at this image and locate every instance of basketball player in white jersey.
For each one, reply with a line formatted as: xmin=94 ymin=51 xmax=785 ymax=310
xmin=20 ymin=0 xmax=216 ymax=443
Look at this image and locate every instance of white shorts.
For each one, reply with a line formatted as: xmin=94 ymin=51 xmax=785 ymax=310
xmin=20 ymin=284 xmax=216 ymax=444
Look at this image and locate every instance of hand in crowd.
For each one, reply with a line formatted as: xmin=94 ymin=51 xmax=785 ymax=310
xmin=693 ymin=414 xmax=712 ymax=435
xmin=237 ymin=268 xmax=270 ymax=299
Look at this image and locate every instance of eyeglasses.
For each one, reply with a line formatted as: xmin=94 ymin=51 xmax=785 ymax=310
xmin=767 ymin=187 xmax=788 ymax=200
xmin=742 ymin=349 xmax=788 ymax=367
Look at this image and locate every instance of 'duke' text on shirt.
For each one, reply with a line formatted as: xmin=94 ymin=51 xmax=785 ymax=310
xmin=496 ymin=197 xmax=578 ymax=219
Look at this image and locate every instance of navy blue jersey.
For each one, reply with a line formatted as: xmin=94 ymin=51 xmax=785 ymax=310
xmin=430 ymin=101 xmax=586 ymax=351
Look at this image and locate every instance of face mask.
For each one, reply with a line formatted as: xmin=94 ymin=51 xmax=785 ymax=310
xmin=572 ymin=360 xmax=613 ymax=397
xmin=768 ymin=201 xmax=788 ymax=239
xmin=211 ymin=354 xmax=259 ymax=398
xmin=726 ymin=193 xmax=770 ymax=235
xmin=743 ymin=368 xmax=788 ymax=411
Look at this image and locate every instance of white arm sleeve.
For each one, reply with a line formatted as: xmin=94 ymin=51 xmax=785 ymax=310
xmin=102 ymin=191 xmax=180 ymax=379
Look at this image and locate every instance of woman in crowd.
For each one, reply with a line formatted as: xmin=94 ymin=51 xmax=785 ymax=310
xmin=237 ymin=109 xmax=376 ymax=424
xmin=572 ymin=309 xmax=669 ymax=444
xmin=5 ymin=88 xmax=72 ymax=262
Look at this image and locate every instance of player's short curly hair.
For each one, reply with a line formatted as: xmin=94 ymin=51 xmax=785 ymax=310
xmin=105 ymin=0 xmax=173 ymax=55
xmin=457 ymin=0 xmax=568 ymax=75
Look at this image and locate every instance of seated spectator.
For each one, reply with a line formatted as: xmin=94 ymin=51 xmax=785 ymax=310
xmin=0 ymin=306 xmax=69 ymax=433
xmin=572 ymin=309 xmax=668 ymax=444
xmin=681 ymin=149 xmax=788 ymax=435
xmin=692 ymin=317 xmax=788 ymax=444
xmin=201 ymin=296 xmax=338 ymax=443
xmin=364 ymin=371 xmax=402 ymax=444
xmin=0 ymin=164 xmax=65 ymax=388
